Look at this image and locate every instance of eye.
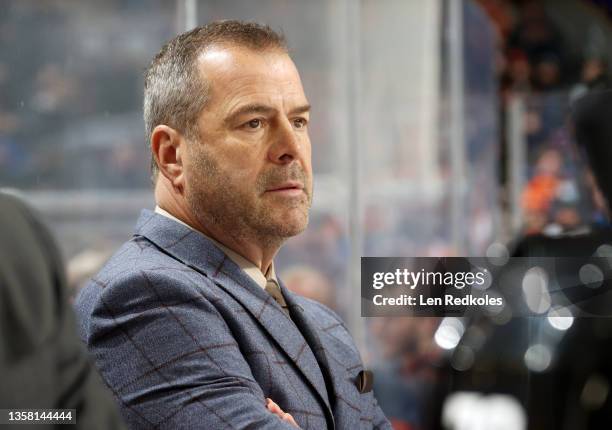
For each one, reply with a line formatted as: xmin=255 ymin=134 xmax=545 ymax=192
xmin=246 ymin=119 xmax=263 ymax=129
xmin=293 ymin=118 xmax=308 ymax=129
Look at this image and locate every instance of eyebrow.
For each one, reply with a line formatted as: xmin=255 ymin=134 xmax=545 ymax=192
xmin=225 ymin=103 xmax=311 ymax=125
xmin=288 ymin=104 xmax=311 ymax=116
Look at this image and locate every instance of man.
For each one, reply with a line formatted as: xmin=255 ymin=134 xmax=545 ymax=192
xmin=0 ymin=192 xmax=126 ymax=429
xmin=75 ymin=21 xmax=391 ymax=429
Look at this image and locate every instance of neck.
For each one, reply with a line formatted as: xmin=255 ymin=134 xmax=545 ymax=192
xmin=155 ymin=177 xmax=281 ymax=272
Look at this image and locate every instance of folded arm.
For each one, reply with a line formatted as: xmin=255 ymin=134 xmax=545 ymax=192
xmin=77 ymin=269 xmax=298 ymax=429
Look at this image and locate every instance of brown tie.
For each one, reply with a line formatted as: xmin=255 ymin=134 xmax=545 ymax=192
xmin=265 ymin=279 xmax=290 ymax=317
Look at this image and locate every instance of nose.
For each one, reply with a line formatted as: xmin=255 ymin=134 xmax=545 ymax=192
xmin=268 ymin=117 xmax=306 ymax=165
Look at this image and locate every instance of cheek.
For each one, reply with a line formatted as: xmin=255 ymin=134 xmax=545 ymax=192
xmin=231 ymin=161 xmax=263 ymax=184
xmin=301 ymin=140 xmax=313 ymax=172
xmin=212 ymin=148 xmax=262 ymax=181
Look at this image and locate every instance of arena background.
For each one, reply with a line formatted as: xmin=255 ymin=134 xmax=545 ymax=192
xmin=3 ymin=1 xmax=612 ymax=428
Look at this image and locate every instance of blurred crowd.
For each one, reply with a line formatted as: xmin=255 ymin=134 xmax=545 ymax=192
xmin=0 ymin=1 xmax=174 ymax=189
xmin=371 ymin=1 xmax=612 ymax=428
xmin=479 ymin=0 xmax=611 ymax=236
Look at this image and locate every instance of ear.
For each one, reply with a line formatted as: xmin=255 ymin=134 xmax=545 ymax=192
xmin=150 ymin=125 xmax=186 ymax=192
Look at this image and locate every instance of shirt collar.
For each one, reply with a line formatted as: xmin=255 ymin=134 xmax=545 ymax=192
xmin=154 ymin=206 xmax=275 ymax=289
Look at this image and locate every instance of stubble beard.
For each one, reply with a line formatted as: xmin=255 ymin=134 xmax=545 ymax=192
xmin=186 ymin=149 xmax=312 ymax=249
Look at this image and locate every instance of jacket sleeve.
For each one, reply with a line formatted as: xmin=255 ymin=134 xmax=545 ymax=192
xmin=77 ymin=268 xmax=297 ymax=430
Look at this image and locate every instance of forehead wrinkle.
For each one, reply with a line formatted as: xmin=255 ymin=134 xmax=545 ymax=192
xmin=224 ymin=103 xmax=278 ymax=126
xmin=221 ymin=74 xmax=303 ymax=95
xmin=220 ymin=82 xmax=307 ymax=116
xmin=198 ymin=49 xmax=298 ymax=88
xmin=221 ymin=89 xmax=277 ymax=115
xmin=196 ymin=50 xmax=308 ymax=118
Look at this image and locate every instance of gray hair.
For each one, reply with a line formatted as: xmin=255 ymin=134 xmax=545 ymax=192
xmin=143 ymin=20 xmax=287 ymax=181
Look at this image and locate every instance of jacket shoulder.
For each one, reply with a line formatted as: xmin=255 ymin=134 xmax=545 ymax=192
xmin=296 ymin=295 xmax=344 ymax=325
xmin=74 ymin=236 xmax=217 ymax=341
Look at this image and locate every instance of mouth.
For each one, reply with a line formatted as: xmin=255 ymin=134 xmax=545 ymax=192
xmin=265 ymin=181 xmax=305 ymax=196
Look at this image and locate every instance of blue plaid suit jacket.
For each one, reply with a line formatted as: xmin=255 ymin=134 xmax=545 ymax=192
xmin=75 ymin=210 xmax=391 ymax=429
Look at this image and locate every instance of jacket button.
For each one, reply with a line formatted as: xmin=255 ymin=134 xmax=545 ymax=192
xmin=355 ymin=370 xmax=373 ymax=393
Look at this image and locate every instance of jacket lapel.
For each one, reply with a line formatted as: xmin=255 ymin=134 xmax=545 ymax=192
xmin=281 ymin=285 xmax=363 ymax=430
xmin=134 ymin=210 xmax=333 ymax=420
xmin=211 ymin=263 xmax=335 ymax=420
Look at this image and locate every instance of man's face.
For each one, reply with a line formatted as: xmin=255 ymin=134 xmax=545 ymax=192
xmin=183 ymin=46 xmax=313 ymax=245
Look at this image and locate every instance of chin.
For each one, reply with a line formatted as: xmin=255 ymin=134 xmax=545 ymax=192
xmin=275 ymin=212 xmax=309 ymax=238
xmin=283 ymin=218 xmax=309 ymax=237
